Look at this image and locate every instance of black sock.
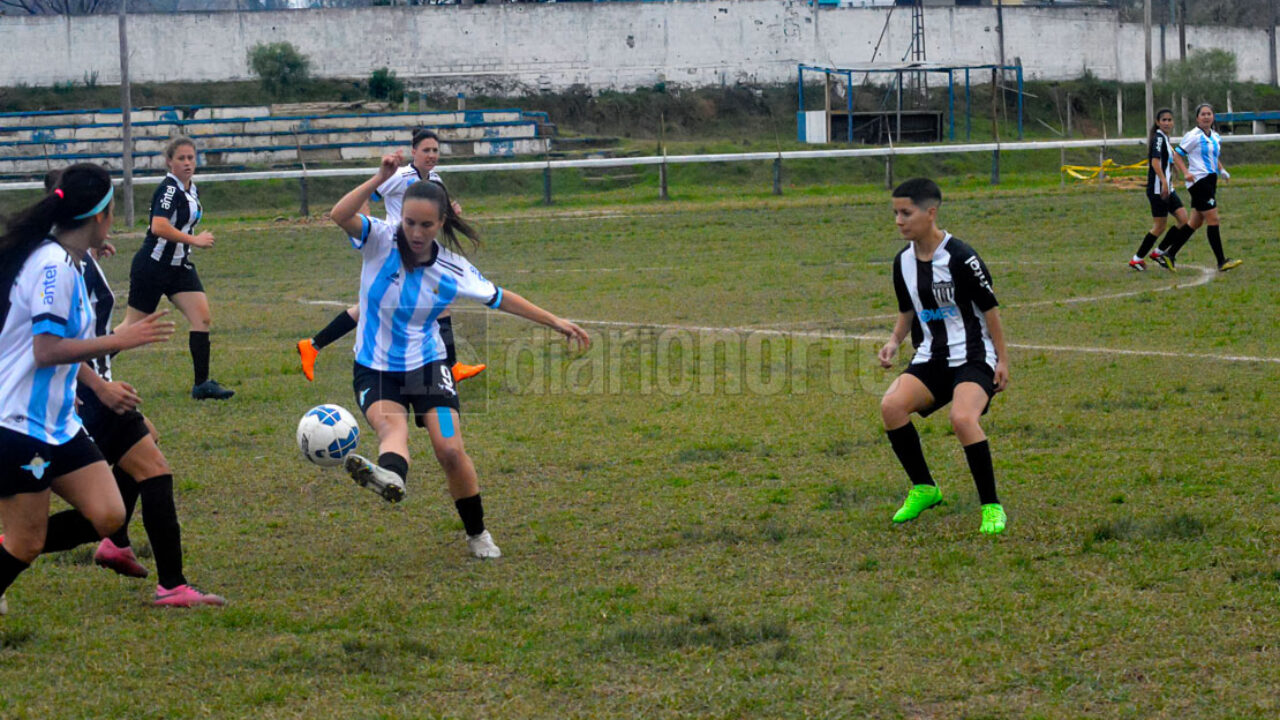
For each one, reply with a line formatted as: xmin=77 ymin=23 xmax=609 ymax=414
xmin=189 ymin=331 xmax=210 ymax=386
xmin=0 ymin=545 xmax=30 ymax=597
xmin=139 ymin=475 xmax=186 ymax=590
xmin=1156 ymin=224 xmax=1180 ymax=252
xmin=42 ymin=509 xmax=102 ymax=554
xmin=964 ymin=440 xmax=1000 ymax=505
xmin=1168 ymin=225 xmax=1195 ymax=258
xmin=886 ymin=422 xmax=935 ymax=487
xmin=438 ymin=315 xmax=457 ymax=366
xmin=377 ymin=452 xmax=409 ymax=482
xmin=312 ymin=310 xmax=358 ymax=350
xmin=1207 ymin=225 xmax=1226 ymax=265
xmin=1135 ymin=232 xmax=1159 ymax=259
xmin=109 ymin=465 xmax=139 ymax=548
xmin=455 ymin=494 xmax=485 ymax=536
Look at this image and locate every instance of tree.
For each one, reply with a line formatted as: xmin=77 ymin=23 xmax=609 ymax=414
xmin=247 ymin=41 xmax=311 ymax=100
xmin=0 ymin=0 xmax=115 ymax=14
xmin=1157 ymin=48 xmax=1238 ymax=107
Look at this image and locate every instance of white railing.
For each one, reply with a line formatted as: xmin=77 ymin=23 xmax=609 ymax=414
xmin=2 ymin=134 xmax=1277 ymax=192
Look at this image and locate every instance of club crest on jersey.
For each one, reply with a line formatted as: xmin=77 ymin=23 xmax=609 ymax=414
xmin=932 ymin=281 xmax=955 ymax=306
xmin=21 ymin=454 xmax=50 ymax=480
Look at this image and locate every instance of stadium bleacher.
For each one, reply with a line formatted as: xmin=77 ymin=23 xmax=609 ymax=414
xmin=0 ymin=105 xmax=554 ymax=177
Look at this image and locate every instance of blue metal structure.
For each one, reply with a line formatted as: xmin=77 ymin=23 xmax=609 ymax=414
xmin=798 ymin=63 xmax=1024 ymax=143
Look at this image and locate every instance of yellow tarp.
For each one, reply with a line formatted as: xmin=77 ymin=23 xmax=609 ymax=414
xmin=1061 ymin=158 xmax=1149 ymax=181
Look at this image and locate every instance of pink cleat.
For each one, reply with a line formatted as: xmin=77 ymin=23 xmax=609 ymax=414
xmin=153 ymin=584 xmax=226 ymax=608
xmin=94 ymin=538 xmax=149 ymax=578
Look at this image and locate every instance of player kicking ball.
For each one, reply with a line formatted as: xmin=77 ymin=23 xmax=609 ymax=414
xmin=876 ymin=178 xmax=1010 ymax=535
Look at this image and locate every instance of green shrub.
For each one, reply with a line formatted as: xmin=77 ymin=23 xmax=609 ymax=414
xmin=247 ymin=42 xmax=311 ymax=100
xmin=368 ymin=67 xmax=404 ymax=103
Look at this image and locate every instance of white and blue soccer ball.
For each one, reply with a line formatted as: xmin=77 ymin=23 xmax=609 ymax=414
xmin=296 ymin=404 xmax=360 ymax=467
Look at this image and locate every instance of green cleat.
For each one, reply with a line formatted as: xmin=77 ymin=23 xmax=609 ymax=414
xmin=892 ymin=484 xmax=943 ymax=523
xmin=980 ymin=504 xmax=1007 ymax=535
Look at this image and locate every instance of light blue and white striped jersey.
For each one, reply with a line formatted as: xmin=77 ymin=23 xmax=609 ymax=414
xmin=1176 ymin=128 xmax=1222 ymax=186
xmin=0 ymin=238 xmax=95 ymax=443
xmin=371 ymin=165 xmax=443 ymax=224
xmin=349 ymin=215 xmax=502 ymax=372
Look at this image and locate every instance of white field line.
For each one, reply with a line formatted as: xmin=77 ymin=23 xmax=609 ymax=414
xmin=747 ymin=261 xmax=1218 ymax=328
xmin=564 ymin=318 xmax=1280 ymax=365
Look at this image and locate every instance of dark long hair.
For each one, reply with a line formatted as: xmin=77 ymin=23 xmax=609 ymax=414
xmin=394 ymin=179 xmax=478 ymax=270
xmin=0 ymin=163 xmax=113 ymax=325
xmin=411 ymin=128 xmax=440 ymax=149
xmin=1149 ymin=107 xmax=1173 ymax=146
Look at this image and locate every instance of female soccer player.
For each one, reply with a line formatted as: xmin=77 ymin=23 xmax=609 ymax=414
xmin=1162 ymin=103 xmax=1242 ymax=272
xmin=328 ymin=153 xmax=589 ymax=559
xmin=1130 ymin=108 xmax=1192 ymax=272
xmin=120 ymin=136 xmax=234 ymax=400
xmin=297 ymin=129 xmax=485 ymax=384
xmin=877 ymin=178 xmax=1009 ymax=535
xmin=0 ymin=163 xmax=174 ymax=615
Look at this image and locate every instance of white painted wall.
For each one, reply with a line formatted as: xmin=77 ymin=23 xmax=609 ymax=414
xmin=3 ymin=2 xmax=1276 ymax=91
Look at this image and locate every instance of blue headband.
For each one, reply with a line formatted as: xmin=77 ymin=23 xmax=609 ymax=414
xmin=72 ymin=185 xmax=114 ymax=220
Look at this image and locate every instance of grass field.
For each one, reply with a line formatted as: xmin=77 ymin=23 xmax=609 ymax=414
xmin=0 ymin=178 xmax=1277 ymax=719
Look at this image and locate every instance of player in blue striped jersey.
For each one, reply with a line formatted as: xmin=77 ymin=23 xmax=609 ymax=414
xmin=877 ymin=178 xmax=1009 ymax=535
xmin=329 ymin=154 xmax=589 ymax=559
xmin=1164 ymin=104 xmax=1242 ymax=272
xmin=0 ymin=164 xmax=174 ymax=615
xmin=297 ymin=129 xmax=486 ymax=383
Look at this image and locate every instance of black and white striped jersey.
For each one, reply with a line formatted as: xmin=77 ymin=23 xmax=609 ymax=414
xmin=1147 ymin=129 xmax=1174 ymax=196
xmin=140 ymin=173 xmax=202 ymax=266
xmin=892 ymin=233 xmax=999 ymax=369
xmin=372 ymin=164 xmax=443 ymax=224
xmin=80 ymin=254 xmax=114 ymax=382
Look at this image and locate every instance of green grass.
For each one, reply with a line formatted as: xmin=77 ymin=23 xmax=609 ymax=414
xmin=0 ymin=178 xmax=1278 ymax=718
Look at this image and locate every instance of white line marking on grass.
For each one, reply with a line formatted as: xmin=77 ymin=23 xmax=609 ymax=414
xmin=747 ymin=263 xmax=1217 ymax=329
xmin=564 ymin=318 xmax=1280 ymax=365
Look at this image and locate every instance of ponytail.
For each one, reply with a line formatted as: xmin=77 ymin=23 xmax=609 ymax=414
xmin=0 ymin=163 xmax=113 ymax=326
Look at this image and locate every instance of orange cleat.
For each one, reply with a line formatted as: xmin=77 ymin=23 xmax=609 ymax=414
xmin=297 ymin=339 xmax=319 ymax=382
xmin=451 ymin=362 xmax=486 ymax=382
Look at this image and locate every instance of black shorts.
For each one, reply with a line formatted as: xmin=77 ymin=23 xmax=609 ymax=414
xmin=902 ymin=361 xmax=995 ymax=418
xmin=128 ymin=251 xmax=205 ymax=313
xmin=353 ymin=361 xmax=459 ymax=428
xmin=77 ymin=390 xmax=151 ymax=466
xmin=1146 ymin=189 xmax=1184 ymax=217
xmin=1187 ymin=174 xmax=1218 ymax=212
xmin=0 ymin=427 xmax=104 ymax=496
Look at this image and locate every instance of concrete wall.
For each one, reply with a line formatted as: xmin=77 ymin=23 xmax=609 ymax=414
xmin=3 ymin=2 xmax=1276 ymax=91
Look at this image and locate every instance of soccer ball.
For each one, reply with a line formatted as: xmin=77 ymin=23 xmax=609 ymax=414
xmin=296 ymin=404 xmax=360 ymax=467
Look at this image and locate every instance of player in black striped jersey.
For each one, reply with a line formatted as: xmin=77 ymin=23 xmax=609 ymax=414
xmin=119 ymin=137 xmax=234 ymax=400
xmin=1132 ymin=109 xmax=1192 ymax=272
xmin=296 ymin=129 xmax=486 ymax=384
xmin=877 ymin=179 xmax=1009 ymax=535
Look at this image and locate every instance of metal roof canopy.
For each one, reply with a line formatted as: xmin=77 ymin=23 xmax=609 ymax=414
xmin=798 ymin=62 xmax=1025 ymax=143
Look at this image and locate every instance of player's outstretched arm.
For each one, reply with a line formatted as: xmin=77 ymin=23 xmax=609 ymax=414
xmin=33 ymin=310 xmax=174 ymax=367
xmin=494 ymin=290 xmax=590 ymax=352
xmin=984 ymin=308 xmax=1010 ymax=392
xmin=331 ymin=153 xmax=401 ymax=237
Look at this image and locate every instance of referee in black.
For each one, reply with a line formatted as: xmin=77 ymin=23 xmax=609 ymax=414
xmin=120 ymin=137 xmax=233 ymax=400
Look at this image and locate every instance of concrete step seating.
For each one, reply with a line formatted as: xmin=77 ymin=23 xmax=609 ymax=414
xmin=0 ymin=104 xmax=553 ymax=175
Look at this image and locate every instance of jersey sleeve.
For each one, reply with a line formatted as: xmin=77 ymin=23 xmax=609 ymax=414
xmin=28 ymin=256 xmax=82 ymax=338
xmin=954 ymin=246 xmax=999 ymax=312
xmin=350 ymin=215 xmax=396 ymax=257
xmin=1149 ymin=133 xmax=1163 ymax=161
xmin=441 ymin=249 xmax=502 ymax=309
xmin=892 ymin=253 xmax=913 ymax=313
xmin=372 ymin=173 xmax=399 ymax=204
xmin=1175 ymin=131 xmax=1195 ymax=159
xmin=149 ymin=180 xmax=177 ymax=221
xmin=427 ymin=169 xmax=445 ymax=187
